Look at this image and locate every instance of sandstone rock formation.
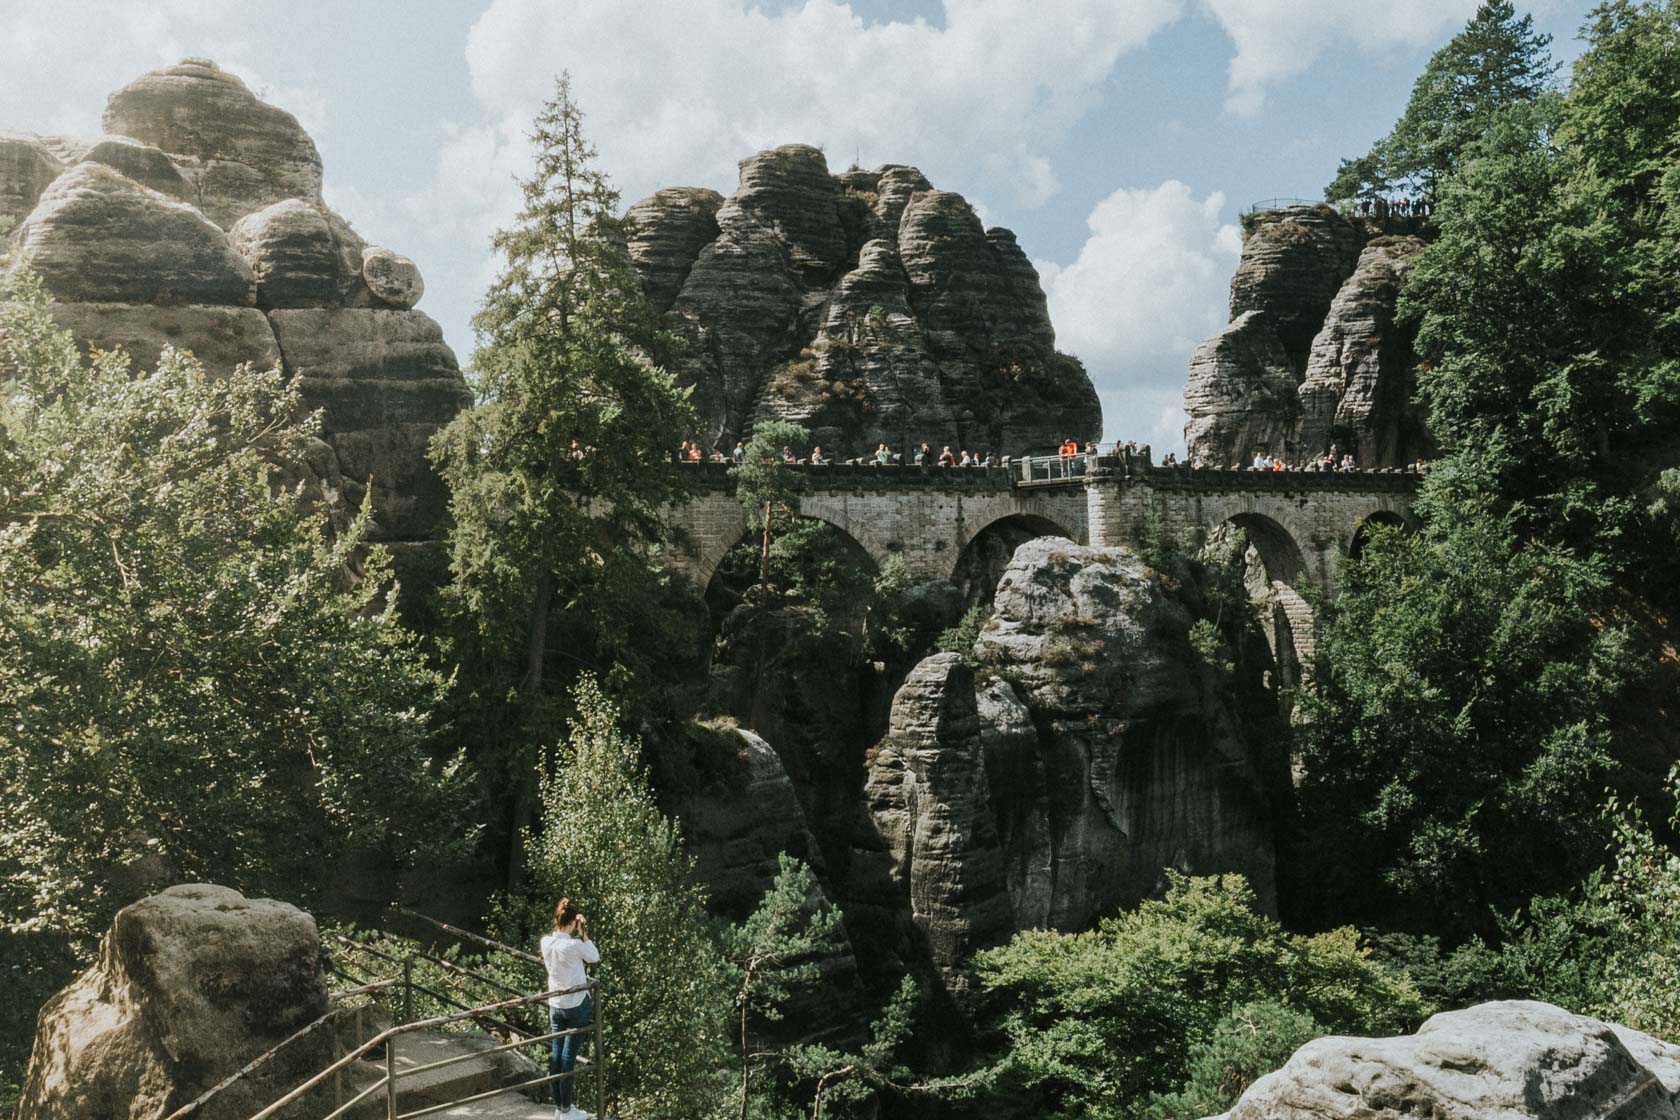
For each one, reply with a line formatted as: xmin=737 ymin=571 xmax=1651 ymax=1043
xmin=627 ymin=146 xmax=1101 ymax=457
xmin=1215 ymin=1000 xmax=1680 ymax=1120
xmin=2 ymin=58 xmax=470 ymax=568
xmin=19 ymin=884 xmax=333 ymax=1120
xmin=1185 ymin=205 xmax=1431 ymax=468
xmin=857 ymin=539 xmax=1282 ymax=1002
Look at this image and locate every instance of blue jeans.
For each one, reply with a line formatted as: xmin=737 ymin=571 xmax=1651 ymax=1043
xmin=549 ymin=995 xmax=592 ymax=1111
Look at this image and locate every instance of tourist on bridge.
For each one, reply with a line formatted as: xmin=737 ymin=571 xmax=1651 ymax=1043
xmin=782 ymin=446 xmax=797 ymax=464
xmin=676 ymin=440 xmax=689 ymax=464
xmin=543 ymin=898 xmax=599 ymax=1120
xmin=687 ymin=443 xmax=703 ymax=462
xmin=915 ymin=441 xmax=931 ymax=465
xmin=810 ymin=446 xmax=829 ymax=465
xmin=938 ymin=445 xmax=956 ymax=467
xmin=875 ymin=442 xmax=892 ymax=465
xmin=1058 ymin=437 xmax=1079 ymax=477
xmin=732 ymin=441 xmax=745 ymax=464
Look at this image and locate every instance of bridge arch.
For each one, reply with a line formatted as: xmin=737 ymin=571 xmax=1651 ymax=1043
xmin=1349 ymin=509 xmax=1407 ymax=560
xmin=951 ymin=511 xmax=1078 ymax=605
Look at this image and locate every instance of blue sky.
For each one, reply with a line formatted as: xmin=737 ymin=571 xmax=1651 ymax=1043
xmin=3 ymin=0 xmax=1592 ymax=452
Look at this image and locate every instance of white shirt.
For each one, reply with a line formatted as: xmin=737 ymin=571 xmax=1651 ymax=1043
xmin=541 ymin=930 xmax=600 ymax=1009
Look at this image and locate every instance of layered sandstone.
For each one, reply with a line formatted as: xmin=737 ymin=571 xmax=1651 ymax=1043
xmin=628 ymin=146 xmax=1101 ymax=457
xmin=857 ymin=539 xmax=1282 ymax=1003
xmin=2 ymin=58 xmax=470 ymax=564
xmin=1185 ymin=205 xmax=1430 ymax=467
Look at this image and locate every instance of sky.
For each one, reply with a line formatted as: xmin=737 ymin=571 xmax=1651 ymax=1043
xmin=2 ymin=0 xmax=1593 ymax=453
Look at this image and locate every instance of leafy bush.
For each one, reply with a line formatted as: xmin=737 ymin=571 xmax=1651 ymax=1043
xmin=974 ymin=873 xmax=1423 ymax=1120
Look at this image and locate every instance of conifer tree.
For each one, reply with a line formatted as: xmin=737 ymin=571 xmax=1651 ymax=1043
xmin=1328 ymin=1 xmax=1555 ymax=202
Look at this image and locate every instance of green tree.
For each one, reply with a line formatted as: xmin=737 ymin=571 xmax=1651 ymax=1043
xmin=1327 ymin=1 xmax=1554 ymax=202
xmin=0 ymin=269 xmax=470 ymax=1087
xmin=731 ymin=420 xmax=809 ymax=584
xmin=430 ymin=73 xmax=699 ymax=869
xmin=725 ymin=853 xmax=846 ymax=1120
xmin=1291 ymin=468 xmax=1634 ymax=937
xmin=507 ymin=675 xmax=732 ymax=1120
xmin=974 ymin=873 xmax=1422 ymax=1120
xmin=1139 ymin=1001 xmax=1325 ymax=1120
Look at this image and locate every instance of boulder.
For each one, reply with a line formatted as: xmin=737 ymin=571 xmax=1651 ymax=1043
xmin=624 ymin=186 xmax=724 ymax=315
xmin=229 ymin=199 xmax=345 ymax=308
xmin=1216 ymin=1000 xmax=1680 ymax=1120
xmin=11 ymin=162 xmax=256 ymax=306
xmin=80 ymin=136 xmax=193 ymax=200
xmin=46 ymin=301 xmax=281 ymax=374
xmin=0 ymin=130 xmax=63 ymax=225
xmin=1297 ymin=236 xmax=1430 ymax=466
xmin=18 ymin=884 xmax=333 ymax=1120
xmin=103 ymin=58 xmax=324 ymax=228
xmin=362 ymin=246 xmax=424 ymax=309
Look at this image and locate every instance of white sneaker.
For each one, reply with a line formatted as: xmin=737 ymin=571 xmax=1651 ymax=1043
xmin=565 ymin=1109 xmax=593 ymax=1120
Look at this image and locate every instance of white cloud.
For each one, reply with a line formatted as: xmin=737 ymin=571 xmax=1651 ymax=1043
xmin=1038 ymin=180 xmax=1240 ymax=450
xmin=1201 ymin=0 xmax=1478 ymax=114
xmin=412 ymin=0 xmax=1185 ymax=245
xmin=0 ymin=2 xmax=322 ymax=139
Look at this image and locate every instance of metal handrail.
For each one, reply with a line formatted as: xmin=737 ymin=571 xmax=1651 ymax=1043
xmin=167 ymin=914 xmax=605 ymax=1120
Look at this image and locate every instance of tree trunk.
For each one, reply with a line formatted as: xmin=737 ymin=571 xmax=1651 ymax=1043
xmin=760 ymin=502 xmax=773 ymax=585
xmin=523 ymin=569 xmax=554 ymax=694
xmin=739 ymin=970 xmax=754 ymax=1120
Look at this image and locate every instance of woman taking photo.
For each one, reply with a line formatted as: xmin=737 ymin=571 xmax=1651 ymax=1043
xmin=542 ymin=898 xmax=600 ymax=1120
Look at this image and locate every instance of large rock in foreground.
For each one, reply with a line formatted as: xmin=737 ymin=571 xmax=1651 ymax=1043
xmin=1217 ymin=1000 xmax=1680 ymax=1120
xmin=18 ymin=884 xmax=332 ymax=1120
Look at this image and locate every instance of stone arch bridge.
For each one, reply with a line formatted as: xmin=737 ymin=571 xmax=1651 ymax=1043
xmin=666 ymin=457 xmax=1418 ymax=597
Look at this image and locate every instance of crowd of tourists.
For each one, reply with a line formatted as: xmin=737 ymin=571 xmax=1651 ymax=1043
xmin=1354 ymin=195 xmax=1431 ymax=220
xmin=669 ymin=436 xmax=1427 ymax=475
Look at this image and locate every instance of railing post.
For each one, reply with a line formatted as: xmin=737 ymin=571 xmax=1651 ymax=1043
xmin=385 ymin=1040 xmax=398 ymax=1120
xmin=593 ymin=984 xmax=606 ymax=1119
xmin=333 ymin=1014 xmax=344 ymax=1115
xmin=401 ymin=956 xmax=414 ymax=1024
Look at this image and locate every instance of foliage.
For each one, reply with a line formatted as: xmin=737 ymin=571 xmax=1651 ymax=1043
xmin=1327 ymin=0 xmax=1555 ymax=201
xmin=725 ymin=853 xmax=848 ymax=1119
xmin=0 ymin=267 xmax=471 ymax=1094
xmin=502 ymin=675 xmax=732 ymax=1120
xmin=326 ymin=925 xmax=548 ymax=1038
xmin=937 ymin=603 xmax=988 ymax=663
xmin=1138 ymin=1001 xmax=1325 ymax=1120
xmin=973 ymin=873 xmax=1422 ymax=1120
xmin=731 ymin=420 xmax=810 ymax=585
xmin=1292 ymin=470 xmax=1633 ymax=937
xmin=1486 ymin=767 xmax=1680 ymax=1038
xmin=776 ymin=976 xmax=932 ymax=1120
xmin=429 ymin=73 xmax=698 ymax=811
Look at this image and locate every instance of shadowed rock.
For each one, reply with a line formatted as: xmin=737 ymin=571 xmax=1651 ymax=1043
xmin=0 ymin=131 xmax=64 ymax=223
xmin=625 ymin=187 xmax=724 ymax=315
xmin=80 ymin=136 xmax=193 ymax=200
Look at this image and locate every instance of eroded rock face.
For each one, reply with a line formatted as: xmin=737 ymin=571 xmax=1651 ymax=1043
xmin=1297 ymin=236 xmax=1431 ymax=467
xmin=19 ymin=884 xmax=332 ymax=1120
xmin=863 ymin=654 xmax=1013 ymax=998
xmin=103 ymin=57 xmax=324 ymax=229
xmin=628 ymin=146 xmax=1100 ymax=457
xmin=858 ymin=539 xmax=1281 ymax=1003
xmin=1183 ymin=310 xmax=1300 ymax=468
xmin=0 ymin=131 xmax=64 ymax=224
xmin=624 ymin=187 xmax=724 ymax=315
xmin=1217 ymin=1001 xmax=1680 ymax=1120
xmin=14 ymin=162 xmax=257 ymax=305
xmin=4 ymin=58 xmax=469 ymax=564
xmin=1184 ymin=205 xmax=1428 ymax=467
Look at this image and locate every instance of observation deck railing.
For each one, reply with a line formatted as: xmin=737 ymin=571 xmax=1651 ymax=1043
xmin=161 ymin=910 xmax=603 ymax=1120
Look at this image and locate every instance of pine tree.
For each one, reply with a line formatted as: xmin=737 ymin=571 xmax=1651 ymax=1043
xmin=513 ymin=676 xmax=732 ymax=1120
xmin=1327 ymin=1 xmax=1555 ymax=202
